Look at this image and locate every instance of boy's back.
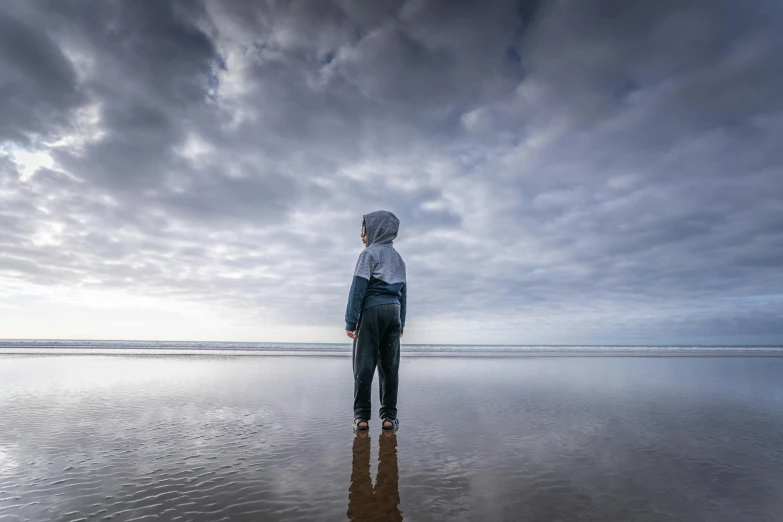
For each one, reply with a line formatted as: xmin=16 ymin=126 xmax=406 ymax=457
xmin=345 ymin=210 xmax=406 ymax=431
xmin=345 ymin=211 xmax=407 ymax=335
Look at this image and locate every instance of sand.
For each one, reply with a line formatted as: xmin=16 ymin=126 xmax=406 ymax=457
xmin=1 ymin=354 xmax=782 ymax=521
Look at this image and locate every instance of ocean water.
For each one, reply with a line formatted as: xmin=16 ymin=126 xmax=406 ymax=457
xmin=1 ymin=351 xmax=782 ymax=521
xmin=1 ymin=339 xmax=782 ymax=356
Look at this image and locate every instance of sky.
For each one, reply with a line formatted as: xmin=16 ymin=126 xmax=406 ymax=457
xmin=1 ymin=0 xmax=781 ymax=345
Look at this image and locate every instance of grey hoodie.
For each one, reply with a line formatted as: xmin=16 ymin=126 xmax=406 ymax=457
xmin=345 ymin=210 xmax=407 ymax=332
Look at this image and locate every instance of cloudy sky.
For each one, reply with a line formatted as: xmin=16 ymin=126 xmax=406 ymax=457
xmin=1 ymin=0 xmax=781 ymax=345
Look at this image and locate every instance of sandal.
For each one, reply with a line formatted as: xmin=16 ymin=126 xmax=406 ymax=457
xmin=353 ymin=418 xmax=369 ymax=431
xmin=381 ymin=417 xmax=399 ymax=431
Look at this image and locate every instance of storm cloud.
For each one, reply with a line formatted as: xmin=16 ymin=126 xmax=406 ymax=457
xmin=1 ymin=0 xmax=781 ymax=344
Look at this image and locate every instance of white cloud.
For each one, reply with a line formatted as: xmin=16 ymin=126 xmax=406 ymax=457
xmin=7 ymin=148 xmax=54 ymax=181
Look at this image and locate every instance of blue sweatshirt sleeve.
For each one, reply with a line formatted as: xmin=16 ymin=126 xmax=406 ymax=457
xmin=400 ymin=282 xmax=406 ymax=334
xmin=345 ymin=276 xmax=368 ymax=331
xmin=345 ymin=251 xmax=373 ymax=331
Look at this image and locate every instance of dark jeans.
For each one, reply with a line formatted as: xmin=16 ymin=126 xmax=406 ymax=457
xmin=352 ymin=304 xmax=401 ymax=421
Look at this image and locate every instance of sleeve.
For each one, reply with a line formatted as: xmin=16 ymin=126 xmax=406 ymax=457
xmin=345 ymin=251 xmax=374 ymax=331
xmin=400 ymin=282 xmax=406 ymax=334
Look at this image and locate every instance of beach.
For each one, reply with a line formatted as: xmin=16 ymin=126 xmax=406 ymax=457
xmin=1 ymin=352 xmax=782 ymax=521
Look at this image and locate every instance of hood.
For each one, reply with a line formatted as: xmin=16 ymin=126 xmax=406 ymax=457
xmin=363 ymin=210 xmax=399 ymax=247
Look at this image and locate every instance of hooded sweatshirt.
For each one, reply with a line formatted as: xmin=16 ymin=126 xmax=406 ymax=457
xmin=345 ymin=210 xmax=407 ymax=333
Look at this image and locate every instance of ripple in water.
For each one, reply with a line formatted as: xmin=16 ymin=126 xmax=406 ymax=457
xmin=1 ymin=355 xmax=782 ymax=521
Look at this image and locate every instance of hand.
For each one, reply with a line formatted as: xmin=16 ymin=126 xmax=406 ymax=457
xmin=400 ymin=333 xmax=403 ymax=339
xmin=346 ymin=330 xmax=356 ymax=339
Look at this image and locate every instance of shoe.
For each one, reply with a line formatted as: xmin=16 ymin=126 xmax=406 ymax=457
xmin=381 ymin=417 xmax=399 ymax=431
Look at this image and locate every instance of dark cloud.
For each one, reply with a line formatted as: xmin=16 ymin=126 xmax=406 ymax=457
xmin=0 ymin=9 xmax=83 ymax=143
xmin=0 ymin=0 xmax=781 ymax=344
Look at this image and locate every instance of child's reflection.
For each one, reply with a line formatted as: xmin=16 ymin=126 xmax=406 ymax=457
xmin=347 ymin=431 xmax=403 ymax=521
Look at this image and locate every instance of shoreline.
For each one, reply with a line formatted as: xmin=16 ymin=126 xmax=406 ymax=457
xmin=2 ymin=347 xmax=783 ymax=357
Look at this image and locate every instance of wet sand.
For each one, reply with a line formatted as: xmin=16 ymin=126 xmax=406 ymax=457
xmin=1 ymin=355 xmax=782 ymax=521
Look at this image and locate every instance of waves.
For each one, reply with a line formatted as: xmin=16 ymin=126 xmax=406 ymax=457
xmin=1 ymin=339 xmax=782 ymax=357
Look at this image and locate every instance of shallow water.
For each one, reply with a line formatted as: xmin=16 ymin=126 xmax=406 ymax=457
xmin=1 ymin=355 xmax=782 ymax=521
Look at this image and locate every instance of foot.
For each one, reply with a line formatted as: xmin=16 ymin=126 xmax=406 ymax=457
xmin=353 ymin=418 xmax=369 ymax=431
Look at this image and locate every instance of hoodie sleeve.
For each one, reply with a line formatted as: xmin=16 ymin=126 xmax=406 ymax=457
xmin=400 ymin=282 xmax=406 ymax=334
xmin=345 ymin=250 xmax=374 ymax=331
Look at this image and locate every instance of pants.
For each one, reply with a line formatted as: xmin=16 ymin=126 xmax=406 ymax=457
xmin=352 ymin=303 xmax=401 ymax=421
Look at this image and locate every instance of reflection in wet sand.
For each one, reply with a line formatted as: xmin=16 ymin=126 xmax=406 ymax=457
xmin=348 ymin=431 xmax=402 ymax=521
xmin=2 ymin=356 xmax=783 ymax=520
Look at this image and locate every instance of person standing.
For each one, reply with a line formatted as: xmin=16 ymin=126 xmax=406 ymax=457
xmin=345 ymin=210 xmax=407 ymax=431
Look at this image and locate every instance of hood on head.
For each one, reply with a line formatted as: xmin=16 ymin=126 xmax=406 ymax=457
xmin=363 ymin=210 xmax=399 ymax=246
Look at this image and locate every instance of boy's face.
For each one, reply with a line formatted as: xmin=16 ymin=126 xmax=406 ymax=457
xmin=361 ymin=219 xmax=367 ymax=246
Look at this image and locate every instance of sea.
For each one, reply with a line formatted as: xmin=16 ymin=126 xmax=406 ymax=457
xmin=2 ymin=339 xmax=782 ymax=356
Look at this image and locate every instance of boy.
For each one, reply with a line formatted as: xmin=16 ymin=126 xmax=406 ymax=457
xmin=345 ymin=210 xmax=407 ymax=432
